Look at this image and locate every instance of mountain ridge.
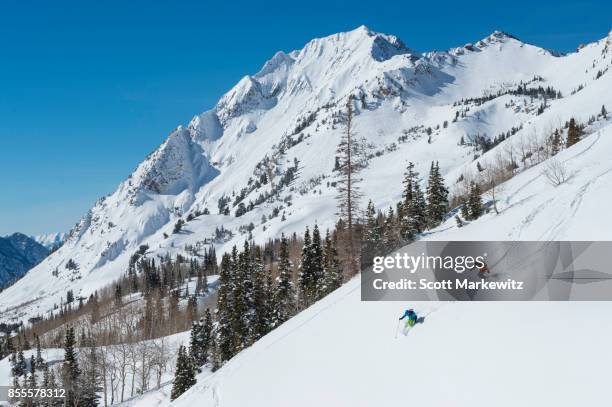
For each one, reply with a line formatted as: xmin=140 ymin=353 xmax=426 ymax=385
xmin=0 ymin=233 xmax=48 ymax=289
xmin=1 ymin=26 xmax=611 ymax=323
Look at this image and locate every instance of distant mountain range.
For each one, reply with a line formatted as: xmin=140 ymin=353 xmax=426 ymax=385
xmin=33 ymin=232 xmax=67 ymax=250
xmin=0 ymin=233 xmax=48 ymax=289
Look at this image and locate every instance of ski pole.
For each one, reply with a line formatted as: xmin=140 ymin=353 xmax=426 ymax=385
xmin=394 ymin=318 xmax=401 ymax=339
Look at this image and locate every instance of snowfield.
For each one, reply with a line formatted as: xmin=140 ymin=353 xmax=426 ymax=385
xmin=426 ymin=123 xmax=612 ymax=240
xmin=118 ymin=277 xmax=612 ymax=407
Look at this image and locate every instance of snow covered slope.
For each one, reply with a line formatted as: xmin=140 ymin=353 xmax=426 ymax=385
xmin=136 ymin=280 xmax=612 ymax=407
xmin=427 ymin=120 xmax=612 ymax=240
xmin=2 ymin=26 xmax=612 ymax=323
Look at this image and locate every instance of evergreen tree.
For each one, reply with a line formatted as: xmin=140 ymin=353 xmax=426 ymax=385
xmin=189 ymin=321 xmax=204 ymax=366
xmin=264 ymin=268 xmax=276 ymax=319
xmin=201 ymin=309 xmax=213 ymax=364
xmin=467 ymin=182 xmax=484 ymax=219
xmin=215 ymin=253 xmax=235 ymax=362
xmin=79 ymin=347 xmax=101 ymax=407
xmin=321 ymin=230 xmax=343 ymax=295
xmin=170 ymin=346 xmax=196 ymax=401
xmin=21 ymin=372 xmax=37 ymax=407
xmin=232 ymin=241 xmax=253 ymax=351
xmin=173 ymin=219 xmax=185 ymax=234
xmin=61 ymin=327 xmax=81 ymax=407
xmin=363 ymin=200 xmax=382 ymax=265
xmin=298 ymin=226 xmax=324 ymax=307
xmin=195 ymin=269 xmax=208 ymax=295
xmin=114 ymin=284 xmax=122 ymax=307
xmin=601 ymin=105 xmax=607 ymax=119
xmin=297 ymin=226 xmax=312 ymax=308
xmin=551 ymin=129 xmax=562 ymax=156
xmin=273 ymin=234 xmax=295 ymax=327
xmin=251 ymin=247 xmax=270 ymax=342
xmin=460 ymin=200 xmax=470 ymax=220
xmin=1 ymin=335 xmax=14 ymax=360
xmin=13 ymin=349 xmax=26 ymax=377
xmin=566 ymin=118 xmax=581 ymax=147
xmin=382 ymin=207 xmax=399 ymax=249
xmin=310 ymin=224 xmax=325 ymax=300
xmin=425 ymin=161 xmax=449 ymax=227
xmin=186 ymin=295 xmax=198 ymax=322
xmin=190 ymin=309 xmax=213 ymax=368
xmin=41 ymin=365 xmax=62 ymax=407
xmin=401 ymin=162 xmax=427 ymax=240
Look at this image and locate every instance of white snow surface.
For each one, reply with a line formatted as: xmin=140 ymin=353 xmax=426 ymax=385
xmin=2 ymin=26 xmax=612 ymax=325
xmin=166 ymin=279 xmax=612 ymax=407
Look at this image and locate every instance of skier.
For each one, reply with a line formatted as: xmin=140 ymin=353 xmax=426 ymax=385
xmin=477 ymin=261 xmax=490 ymax=278
xmin=399 ymin=309 xmax=418 ymax=327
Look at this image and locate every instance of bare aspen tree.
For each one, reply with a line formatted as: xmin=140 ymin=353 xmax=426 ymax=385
xmin=542 ymin=158 xmax=569 ymax=186
xmin=107 ymin=346 xmax=119 ymax=405
xmin=113 ymin=308 xmax=135 ymax=402
xmin=518 ymin=134 xmax=530 ymax=168
xmin=129 ymin=344 xmax=139 ymax=397
xmin=335 ymin=95 xmax=366 ymax=276
xmin=543 ymin=124 xmax=556 ymax=159
xmin=529 ymin=129 xmax=543 ymax=165
xmin=456 ymin=171 xmax=475 ymax=200
xmin=110 ymin=343 xmax=129 ymax=403
xmin=504 ymin=143 xmax=518 ymax=175
xmin=137 ymin=340 xmax=153 ymax=393
xmin=482 ymin=153 xmax=506 ymax=215
xmin=151 ymin=337 xmax=171 ymax=389
xmin=98 ymin=345 xmax=110 ymax=407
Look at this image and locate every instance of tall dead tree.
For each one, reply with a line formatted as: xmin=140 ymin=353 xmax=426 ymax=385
xmin=336 ymin=95 xmax=366 ymax=276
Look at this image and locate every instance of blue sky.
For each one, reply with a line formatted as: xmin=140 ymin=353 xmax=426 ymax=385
xmin=0 ymin=0 xmax=609 ymax=236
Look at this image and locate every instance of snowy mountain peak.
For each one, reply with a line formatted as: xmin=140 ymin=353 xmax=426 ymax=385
xmin=188 ymin=110 xmax=223 ymax=145
xmin=490 ymin=30 xmax=518 ymax=40
xmin=605 ymin=29 xmax=612 ymax=49
xmin=208 ymin=26 xmax=416 ymax=132
xmin=128 ymin=126 xmax=218 ymax=198
xmin=33 ymin=232 xmax=66 ymax=249
xmin=215 ymin=75 xmax=277 ymax=125
xmin=255 ymin=51 xmax=295 ymax=79
xmin=369 ymin=31 xmax=412 ymax=61
xmin=296 ymin=25 xmax=412 ymax=63
xmin=476 ymin=30 xmax=521 ymax=48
